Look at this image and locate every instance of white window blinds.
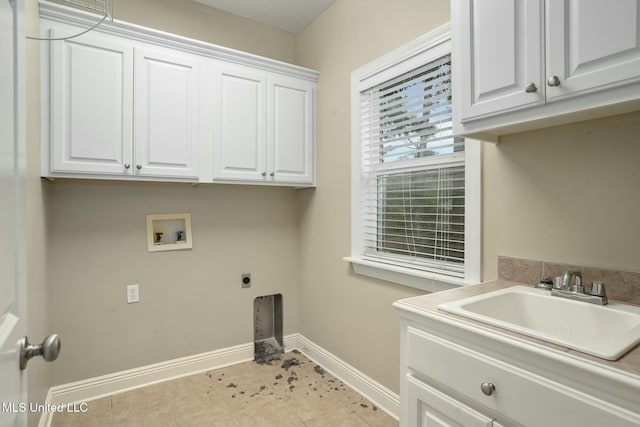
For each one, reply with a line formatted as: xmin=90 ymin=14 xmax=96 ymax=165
xmin=359 ymin=53 xmax=466 ymax=278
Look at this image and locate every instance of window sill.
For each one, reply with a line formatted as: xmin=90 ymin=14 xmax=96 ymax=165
xmin=343 ymin=257 xmax=480 ymax=293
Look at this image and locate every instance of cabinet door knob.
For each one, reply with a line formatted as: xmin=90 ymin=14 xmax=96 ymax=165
xmin=262 ymin=171 xmax=267 ymax=177
xmin=547 ymin=76 xmax=561 ymax=87
xmin=270 ymin=172 xmax=275 ymax=177
xmin=136 ymin=164 xmax=142 ymax=170
xmin=124 ymin=163 xmax=131 ymax=169
xmin=480 ymin=382 xmax=496 ymax=396
xmin=525 ymin=83 xmax=537 ymax=93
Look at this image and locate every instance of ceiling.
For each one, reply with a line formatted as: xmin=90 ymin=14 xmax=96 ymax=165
xmin=193 ymin=0 xmax=335 ymax=33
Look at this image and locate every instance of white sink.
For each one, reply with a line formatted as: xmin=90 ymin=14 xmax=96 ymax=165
xmin=438 ymin=286 xmax=640 ymax=360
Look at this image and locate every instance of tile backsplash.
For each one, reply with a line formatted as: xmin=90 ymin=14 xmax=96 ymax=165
xmin=498 ymin=256 xmax=640 ymax=305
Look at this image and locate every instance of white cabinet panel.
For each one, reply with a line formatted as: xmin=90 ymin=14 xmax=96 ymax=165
xmin=134 ymin=48 xmax=201 ymax=178
xmin=213 ymin=67 xmax=315 ymax=185
xmin=268 ymin=76 xmax=314 ymax=184
xmin=213 ymin=64 xmax=267 ymax=181
xmin=407 ymin=376 xmax=493 ymax=427
xmin=407 ymin=326 xmax=640 ymax=427
xmin=453 ymin=0 xmax=640 ymax=138
xmin=50 ymin=32 xmax=133 ymax=174
xmin=42 ymin=2 xmax=317 ymax=186
xmin=397 ymin=315 xmax=640 ymax=427
xmin=48 ymin=33 xmax=202 ymax=180
xmin=459 ymin=0 xmax=544 ymax=120
xmin=546 ymin=0 xmax=640 ymax=101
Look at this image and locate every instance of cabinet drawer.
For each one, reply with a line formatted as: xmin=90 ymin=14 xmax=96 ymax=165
xmin=407 ymin=326 xmax=640 ymax=427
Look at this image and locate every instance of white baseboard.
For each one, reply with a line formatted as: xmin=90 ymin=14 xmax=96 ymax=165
xmin=40 ymin=334 xmax=399 ymax=426
xmin=296 ymin=335 xmax=400 ymax=420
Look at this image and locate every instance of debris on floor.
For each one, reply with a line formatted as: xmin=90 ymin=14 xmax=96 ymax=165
xmin=281 ymin=357 xmax=300 ymax=371
xmin=254 ymin=339 xmax=283 ymax=365
xmin=49 ymin=351 xmax=398 ymax=427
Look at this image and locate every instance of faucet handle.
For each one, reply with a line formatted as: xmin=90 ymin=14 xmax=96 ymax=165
xmin=590 ymin=282 xmax=606 ymax=297
xmin=571 ymin=275 xmax=584 ymax=294
xmin=535 ymin=277 xmax=553 ymax=290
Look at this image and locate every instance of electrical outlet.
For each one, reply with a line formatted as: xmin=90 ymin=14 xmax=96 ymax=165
xmin=241 ymin=273 xmax=251 ymax=288
xmin=127 ymin=284 xmax=139 ymax=304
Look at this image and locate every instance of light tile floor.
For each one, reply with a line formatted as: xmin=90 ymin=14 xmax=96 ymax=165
xmin=51 ymin=351 xmax=399 ymax=427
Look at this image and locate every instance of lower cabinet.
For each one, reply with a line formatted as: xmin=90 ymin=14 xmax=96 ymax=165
xmin=407 ymin=376 xmax=499 ymax=427
xmin=396 ymin=317 xmax=640 ymax=427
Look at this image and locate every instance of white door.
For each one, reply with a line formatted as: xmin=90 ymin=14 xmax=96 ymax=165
xmin=268 ymin=75 xmax=314 ymax=185
xmin=1 ymin=0 xmax=27 ymax=426
xmin=457 ymin=0 xmax=544 ymax=121
xmin=134 ymin=47 xmax=201 ymax=179
xmin=212 ymin=63 xmax=267 ymax=181
xmin=546 ymin=0 xmax=640 ymax=101
xmin=50 ymin=30 xmax=134 ymax=175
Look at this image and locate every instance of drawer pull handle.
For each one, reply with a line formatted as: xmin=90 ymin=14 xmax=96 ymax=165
xmin=480 ymin=382 xmax=496 ymax=396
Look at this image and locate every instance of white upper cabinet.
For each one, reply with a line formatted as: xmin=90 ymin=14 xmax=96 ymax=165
xmin=47 ymin=30 xmax=202 ymax=181
xmin=457 ymin=0 xmax=544 ymax=121
xmin=134 ymin=48 xmax=201 ymax=178
xmin=268 ymin=75 xmax=315 ymax=185
xmin=41 ymin=1 xmax=318 ymax=186
xmin=546 ymin=0 xmax=640 ymax=102
xmin=213 ymin=64 xmax=267 ymax=182
xmin=50 ymin=31 xmax=134 ymax=175
xmin=452 ymin=0 xmax=640 ymax=140
xmin=213 ymin=67 xmax=315 ymax=185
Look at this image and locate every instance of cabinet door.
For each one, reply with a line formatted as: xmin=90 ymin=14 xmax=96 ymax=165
xmin=546 ymin=0 xmax=640 ymax=102
xmin=407 ymin=376 xmax=493 ymax=427
xmin=268 ymin=75 xmax=315 ymax=185
xmin=213 ymin=64 xmax=267 ymax=181
xmin=134 ymin=47 xmax=201 ymax=179
xmin=50 ymin=31 xmax=133 ymax=174
xmin=456 ymin=0 xmax=544 ymax=121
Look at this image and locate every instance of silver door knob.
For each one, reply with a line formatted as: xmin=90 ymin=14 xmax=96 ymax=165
xmin=525 ymin=83 xmax=537 ymax=93
xmin=124 ymin=163 xmax=131 ymax=169
xmin=480 ymin=382 xmax=496 ymax=396
xmin=136 ymin=164 xmax=142 ymax=170
xmin=19 ymin=334 xmax=61 ymax=370
xmin=547 ymin=76 xmax=561 ymax=87
xmin=261 ymin=171 xmax=267 ymax=177
xmin=270 ymin=172 xmax=275 ymax=177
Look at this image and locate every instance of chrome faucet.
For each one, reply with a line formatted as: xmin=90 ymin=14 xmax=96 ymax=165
xmin=550 ymin=269 xmax=608 ymax=305
xmin=561 ymin=270 xmax=583 ymax=293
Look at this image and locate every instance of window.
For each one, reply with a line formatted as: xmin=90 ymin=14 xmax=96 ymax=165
xmin=347 ymin=25 xmax=480 ymax=292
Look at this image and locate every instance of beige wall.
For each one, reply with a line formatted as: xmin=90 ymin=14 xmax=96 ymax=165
xmin=482 ymin=111 xmax=640 ymax=279
xmin=295 ymin=0 xmax=451 ymax=393
xmin=44 ymin=0 xmax=300 ymax=385
xmin=50 ymin=0 xmax=296 ymax=63
xmin=49 ymin=181 xmax=300 ymax=384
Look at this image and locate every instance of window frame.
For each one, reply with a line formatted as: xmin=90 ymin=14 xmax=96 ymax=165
xmin=345 ymin=24 xmax=482 ymax=292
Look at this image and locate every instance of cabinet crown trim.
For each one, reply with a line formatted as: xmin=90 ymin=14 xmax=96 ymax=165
xmin=38 ymin=1 xmax=319 ymax=82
